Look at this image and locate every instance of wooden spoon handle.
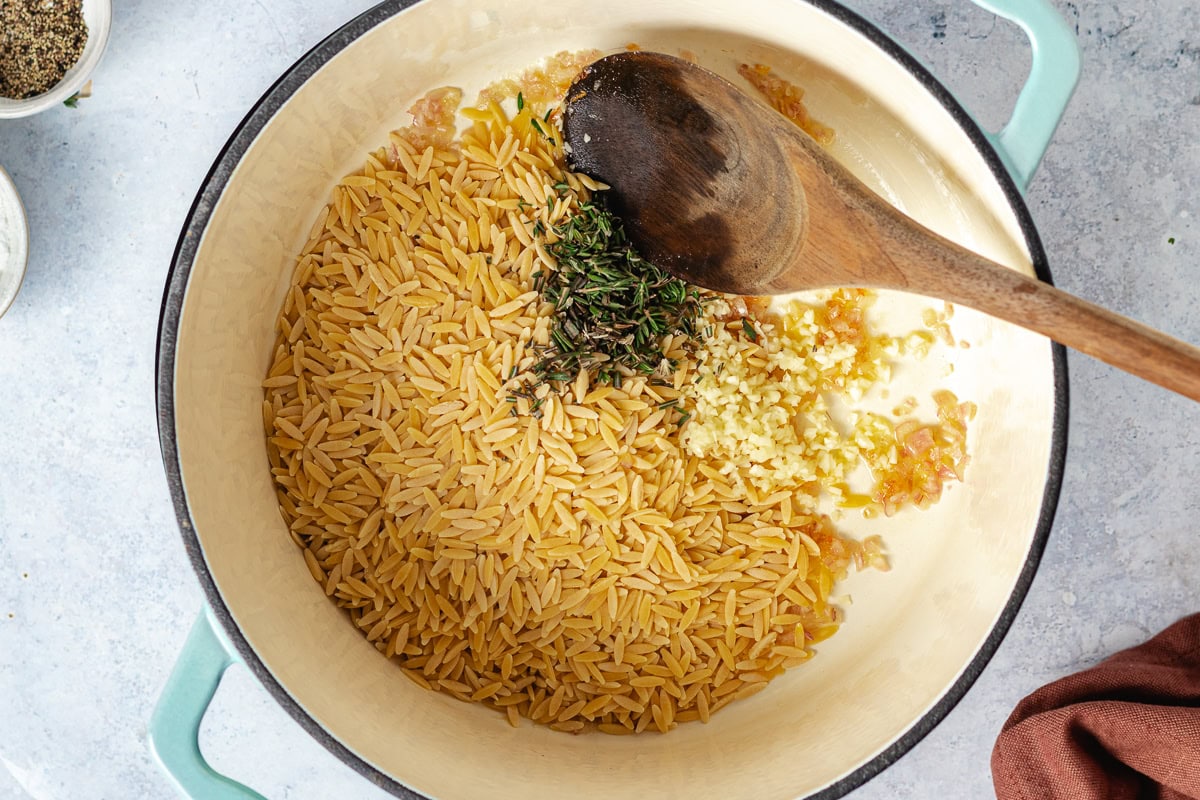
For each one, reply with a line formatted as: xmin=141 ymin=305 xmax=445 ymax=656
xmin=895 ymin=227 xmax=1200 ymax=401
xmin=774 ymin=130 xmax=1200 ymax=401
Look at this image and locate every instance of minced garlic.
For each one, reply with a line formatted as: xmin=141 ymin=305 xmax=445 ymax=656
xmin=680 ymin=290 xmax=973 ymax=517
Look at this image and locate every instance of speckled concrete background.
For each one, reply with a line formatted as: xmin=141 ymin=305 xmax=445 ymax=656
xmin=1 ymin=1 xmax=1197 ymax=798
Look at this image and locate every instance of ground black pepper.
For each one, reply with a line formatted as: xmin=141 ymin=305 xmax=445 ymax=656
xmin=0 ymin=0 xmax=89 ymax=100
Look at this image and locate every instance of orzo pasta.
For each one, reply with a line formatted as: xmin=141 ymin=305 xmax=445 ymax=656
xmin=262 ymin=52 xmax=973 ymax=734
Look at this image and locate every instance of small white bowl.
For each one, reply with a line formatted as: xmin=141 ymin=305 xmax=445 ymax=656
xmin=0 ymin=0 xmax=112 ymax=119
xmin=0 ymin=165 xmax=28 ymax=320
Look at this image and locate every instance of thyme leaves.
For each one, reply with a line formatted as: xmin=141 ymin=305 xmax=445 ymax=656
xmin=525 ymin=201 xmax=704 ymax=389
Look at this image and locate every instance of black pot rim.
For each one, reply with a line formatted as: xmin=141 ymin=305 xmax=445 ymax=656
xmin=155 ymin=2 xmax=1069 ymax=797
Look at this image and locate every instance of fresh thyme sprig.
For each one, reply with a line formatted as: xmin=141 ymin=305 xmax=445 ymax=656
xmin=524 ymin=200 xmax=705 ymax=391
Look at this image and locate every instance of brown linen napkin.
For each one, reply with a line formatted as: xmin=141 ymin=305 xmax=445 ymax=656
xmin=992 ymin=613 xmax=1200 ymax=800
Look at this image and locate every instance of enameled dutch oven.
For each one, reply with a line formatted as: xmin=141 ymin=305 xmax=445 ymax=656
xmin=151 ymin=1 xmax=1079 ymax=797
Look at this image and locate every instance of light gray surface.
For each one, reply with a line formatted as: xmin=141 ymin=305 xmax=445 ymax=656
xmin=1 ymin=1 xmax=1197 ymax=798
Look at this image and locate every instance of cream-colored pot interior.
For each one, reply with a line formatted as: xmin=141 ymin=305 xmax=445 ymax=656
xmin=171 ymin=0 xmax=1058 ymax=797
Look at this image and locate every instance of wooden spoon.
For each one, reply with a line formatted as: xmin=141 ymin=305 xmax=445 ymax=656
xmin=561 ymin=51 xmax=1200 ymax=402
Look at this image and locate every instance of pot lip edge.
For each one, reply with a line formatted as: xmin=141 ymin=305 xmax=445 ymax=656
xmin=153 ymin=1 xmax=1069 ymax=798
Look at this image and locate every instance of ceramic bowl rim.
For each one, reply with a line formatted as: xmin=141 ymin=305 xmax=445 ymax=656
xmin=0 ymin=164 xmax=30 ymax=320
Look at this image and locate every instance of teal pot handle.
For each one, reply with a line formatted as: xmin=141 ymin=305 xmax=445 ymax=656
xmin=968 ymin=0 xmax=1081 ymax=191
xmin=150 ymin=609 xmax=267 ymax=799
